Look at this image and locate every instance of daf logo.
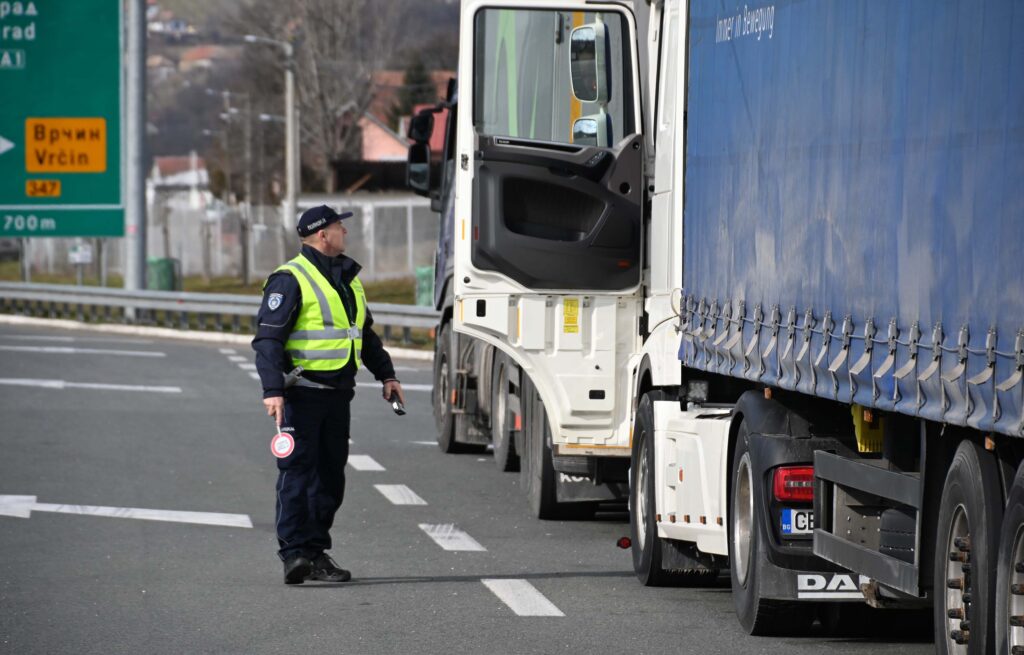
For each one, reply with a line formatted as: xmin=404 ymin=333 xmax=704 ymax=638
xmin=796 ymin=574 xmax=870 ymax=598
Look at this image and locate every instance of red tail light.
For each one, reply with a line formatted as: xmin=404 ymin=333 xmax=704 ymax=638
xmin=773 ymin=466 xmax=814 ymax=502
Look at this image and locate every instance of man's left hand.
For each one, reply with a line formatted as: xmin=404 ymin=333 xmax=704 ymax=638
xmin=383 ymin=379 xmax=405 ymax=405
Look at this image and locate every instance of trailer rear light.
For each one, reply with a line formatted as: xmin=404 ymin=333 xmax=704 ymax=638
xmin=773 ymin=466 xmax=814 ymax=502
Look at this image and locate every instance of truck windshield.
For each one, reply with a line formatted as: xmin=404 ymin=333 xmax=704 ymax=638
xmin=473 ymin=8 xmax=634 ymax=146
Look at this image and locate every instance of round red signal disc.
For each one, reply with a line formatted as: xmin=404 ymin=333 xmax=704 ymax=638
xmin=270 ymin=432 xmax=295 ymax=458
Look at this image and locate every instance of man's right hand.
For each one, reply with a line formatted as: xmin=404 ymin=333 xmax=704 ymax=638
xmin=263 ymin=395 xmax=284 ymax=427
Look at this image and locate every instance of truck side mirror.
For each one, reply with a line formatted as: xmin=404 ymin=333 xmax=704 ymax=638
xmin=408 ymin=110 xmax=435 ymax=144
xmin=406 ymin=142 xmax=432 ymax=196
xmin=570 ymin=23 xmax=610 ymax=104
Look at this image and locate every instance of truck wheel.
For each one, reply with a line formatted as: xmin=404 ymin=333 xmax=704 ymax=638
xmin=491 ymin=352 xmax=519 ymax=472
xmin=520 ymin=375 xmax=561 ymax=519
xmin=433 ymin=323 xmax=460 ymax=453
xmin=934 ymin=440 xmax=1002 ymax=655
xmin=631 ymin=391 xmax=671 ymax=585
xmin=729 ymin=420 xmax=808 ymax=635
xmin=995 ymin=461 xmax=1024 ymax=654
xmin=631 ymin=391 xmax=718 ymax=586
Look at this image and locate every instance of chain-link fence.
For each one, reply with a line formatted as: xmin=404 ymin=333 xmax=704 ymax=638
xmin=15 ymin=194 xmax=439 ymax=285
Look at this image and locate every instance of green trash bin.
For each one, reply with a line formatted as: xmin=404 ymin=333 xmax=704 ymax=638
xmin=147 ymin=257 xmax=180 ymax=291
xmin=415 ymin=265 xmax=434 ymax=307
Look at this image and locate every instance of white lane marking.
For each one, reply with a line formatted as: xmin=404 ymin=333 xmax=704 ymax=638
xmin=237 ymin=363 xmax=257 ymax=371
xmin=374 ymin=484 xmax=428 ymax=505
xmin=412 ymin=441 xmax=437 ymax=446
xmin=0 ymin=378 xmax=181 ymax=393
xmin=348 ymin=455 xmax=385 ymax=471
xmin=219 ymin=348 xmax=237 ymax=354
xmin=481 ymin=579 xmax=565 ymax=617
xmin=356 ymin=382 xmax=431 ymax=392
xmin=1 ymin=335 xmax=154 ymax=344
xmin=228 ymin=355 xmax=247 ymax=362
xmin=0 ymin=345 xmax=165 ymax=357
xmin=418 ymin=524 xmax=487 ymax=552
xmin=249 ymin=372 xmax=261 ymax=380
xmin=0 ymin=495 xmax=252 ymax=528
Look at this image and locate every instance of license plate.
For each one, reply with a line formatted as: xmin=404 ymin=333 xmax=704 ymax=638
xmin=781 ymin=508 xmax=814 ymax=535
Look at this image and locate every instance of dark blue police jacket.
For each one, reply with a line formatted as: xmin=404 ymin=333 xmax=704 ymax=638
xmin=252 ymin=244 xmax=397 ymax=398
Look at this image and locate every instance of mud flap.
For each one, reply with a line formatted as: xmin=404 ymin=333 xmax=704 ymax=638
xmin=755 ymin=545 xmax=868 ymax=602
xmin=555 ymin=473 xmax=628 ymax=503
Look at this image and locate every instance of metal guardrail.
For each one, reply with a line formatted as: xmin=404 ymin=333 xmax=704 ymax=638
xmin=0 ymin=282 xmax=440 ymax=342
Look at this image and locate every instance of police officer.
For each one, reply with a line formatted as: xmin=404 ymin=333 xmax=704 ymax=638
xmin=252 ymin=205 xmax=405 ymax=585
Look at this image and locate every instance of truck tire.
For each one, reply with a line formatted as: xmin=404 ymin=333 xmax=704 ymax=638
xmin=631 ymin=391 xmax=718 ymax=586
xmin=995 ymin=460 xmax=1024 ymax=654
xmin=934 ymin=440 xmax=1002 ymax=655
xmin=728 ymin=420 xmax=809 ymax=635
xmin=520 ymin=375 xmax=561 ymax=519
xmin=491 ymin=352 xmax=519 ymax=472
xmin=433 ymin=322 xmax=460 ymax=453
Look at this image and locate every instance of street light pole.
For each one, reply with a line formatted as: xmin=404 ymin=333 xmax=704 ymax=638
xmin=243 ymin=35 xmax=299 ymax=250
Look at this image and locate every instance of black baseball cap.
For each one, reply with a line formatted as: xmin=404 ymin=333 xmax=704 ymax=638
xmin=296 ymin=205 xmax=353 ymax=237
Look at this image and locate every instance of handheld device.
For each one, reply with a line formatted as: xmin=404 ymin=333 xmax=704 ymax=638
xmin=388 ymin=390 xmax=406 ymax=416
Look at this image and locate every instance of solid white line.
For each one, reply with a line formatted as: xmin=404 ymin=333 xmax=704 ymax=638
xmin=37 ymin=503 xmax=252 ymax=528
xmin=348 ymin=455 xmax=385 ymax=471
xmin=0 ymin=378 xmax=182 ymax=393
xmin=33 ymin=502 xmax=252 ymax=528
xmin=374 ymin=484 xmax=427 ymax=505
xmin=356 ymin=382 xmax=431 ymax=392
xmin=481 ymin=579 xmax=565 ymax=617
xmin=0 ymin=345 xmax=165 ymax=357
xmin=228 ymin=355 xmax=247 ymax=362
xmin=218 ymin=348 xmax=237 ymax=354
xmin=237 ymin=363 xmax=257 ymax=371
xmin=1 ymin=335 xmax=154 ymax=345
xmin=0 ymin=315 xmax=436 ymax=358
xmin=418 ymin=524 xmax=487 ymax=551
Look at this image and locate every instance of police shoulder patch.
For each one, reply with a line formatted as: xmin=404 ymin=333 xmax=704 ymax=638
xmin=268 ymin=292 xmax=284 ymax=311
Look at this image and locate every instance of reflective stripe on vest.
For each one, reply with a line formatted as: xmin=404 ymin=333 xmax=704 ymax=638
xmin=271 ymin=254 xmax=367 ymax=371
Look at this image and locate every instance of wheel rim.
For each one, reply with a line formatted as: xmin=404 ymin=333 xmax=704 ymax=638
xmin=943 ymin=504 xmax=970 ymax=651
xmin=1009 ymin=524 xmax=1024 ymax=650
xmin=733 ymin=452 xmax=753 ymax=587
xmin=635 ymin=433 xmax=649 ymax=548
xmin=437 ymin=356 xmax=449 ymax=422
xmin=494 ymin=364 xmax=506 ymax=448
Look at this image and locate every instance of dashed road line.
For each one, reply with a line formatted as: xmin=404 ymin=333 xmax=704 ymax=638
xmin=237 ymin=363 xmax=257 ymax=371
xmin=481 ymin=579 xmax=565 ymax=617
xmin=0 ymin=378 xmax=182 ymax=393
xmin=412 ymin=441 xmax=437 ymax=446
xmin=228 ymin=355 xmax=247 ymax=362
xmin=374 ymin=484 xmax=427 ymax=505
xmin=418 ymin=523 xmax=487 ymax=551
xmin=348 ymin=455 xmax=385 ymax=471
xmin=219 ymin=348 xmax=237 ymax=354
xmin=0 ymin=345 xmax=165 ymax=357
xmin=249 ymin=372 xmax=261 ymax=380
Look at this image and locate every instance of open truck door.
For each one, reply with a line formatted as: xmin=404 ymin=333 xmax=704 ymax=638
xmin=454 ymin=2 xmax=644 ymax=457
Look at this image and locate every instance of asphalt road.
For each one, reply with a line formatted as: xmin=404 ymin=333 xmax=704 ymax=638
xmin=0 ymin=322 xmax=935 ymax=654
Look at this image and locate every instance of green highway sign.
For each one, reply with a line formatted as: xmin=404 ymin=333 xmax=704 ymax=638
xmin=0 ymin=0 xmax=124 ymax=237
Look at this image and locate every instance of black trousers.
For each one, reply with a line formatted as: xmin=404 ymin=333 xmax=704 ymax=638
xmin=275 ymin=387 xmax=353 ymax=561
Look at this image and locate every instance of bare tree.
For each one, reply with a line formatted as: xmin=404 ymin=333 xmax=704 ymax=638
xmin=232 ymin=0 xmax=402 ymax=192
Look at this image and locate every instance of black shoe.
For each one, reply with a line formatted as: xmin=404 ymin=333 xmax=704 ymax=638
xmin=309 ymin=553 xmax=351 ymax=582
xmin=283 ymin=555 xmax=312 ymax=585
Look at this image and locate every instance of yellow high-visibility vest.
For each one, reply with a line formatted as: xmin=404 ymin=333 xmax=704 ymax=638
xmin=272 ymin=253 xmax=367 ymax=371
